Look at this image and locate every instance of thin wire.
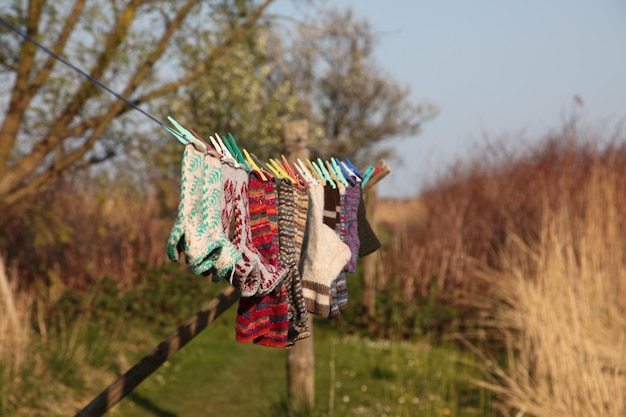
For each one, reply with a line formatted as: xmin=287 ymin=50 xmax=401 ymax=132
xmin=0 ymin=16 xmax=167 ymax=130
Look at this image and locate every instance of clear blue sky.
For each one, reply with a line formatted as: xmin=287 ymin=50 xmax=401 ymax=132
xmin=271 ymin=1 xmax=626 ymax=197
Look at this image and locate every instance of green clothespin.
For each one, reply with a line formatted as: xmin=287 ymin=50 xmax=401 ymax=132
xmin=316 ymin=158 xmax=336 ymax=189
xmin=361 ymin=165 xmax=376 ymax=189
xmin=163 ymin=125 xmax=189 ymax=146
xmin=227 ymin=133 xmax=248 ymax=166
xmin=331 ymin=157 xmax=349 ymax=186
xmin=310 ymin=160 xmax=326 ymax=185
xmin=167 ymin=116 xmax=206 ymax=152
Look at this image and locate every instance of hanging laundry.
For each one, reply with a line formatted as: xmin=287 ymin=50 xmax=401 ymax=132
xmin=167 ymin=145 xmax=240 ymax=277
xmin=236 ymin=173 xmax=288 ymax=347
xmin=164 ymin=122 xmax=388 ymax=348
xmin=275 ymin=179 xmax=310 ymax=346
xmin=299 ymin=183 xmax=351 ymax=317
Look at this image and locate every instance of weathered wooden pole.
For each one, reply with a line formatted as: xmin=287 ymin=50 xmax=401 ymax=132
xmin=74 ymin=285 xmax=240 ymax=417
xmin=283 ymin=119 xmax=315 ymax=414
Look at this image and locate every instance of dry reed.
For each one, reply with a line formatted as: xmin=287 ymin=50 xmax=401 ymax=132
xmin=0 ymin=254 xmax=30 ymax=390
xmin=474 ymin=159 xmax=626 ymax=417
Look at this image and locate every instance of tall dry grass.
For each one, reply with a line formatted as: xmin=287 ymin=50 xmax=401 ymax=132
xmin=379 ymin=126 xmax=626 ymax=322
xmin=374 ymin=123 xmax=626 ymax=415
xmin=0 ymin=254 xmax=31 ymax=408
xmin=474 ymin=155 xmax=626 ymax=417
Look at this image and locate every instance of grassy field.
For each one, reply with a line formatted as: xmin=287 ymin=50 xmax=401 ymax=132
xmin=3 ymin=125 xmax=626 ymax=417
xmin=107 ymin=308 xmax=493 ymax=417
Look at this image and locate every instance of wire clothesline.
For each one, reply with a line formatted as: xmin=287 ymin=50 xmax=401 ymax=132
xmin=0 ymin=15 xmax=388 ymax=188
xmin=0 ymin=16 xmax=167 ymax=131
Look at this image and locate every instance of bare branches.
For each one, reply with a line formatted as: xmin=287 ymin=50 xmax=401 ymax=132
xmin=0 ymin=0 xmax=277 ymax=208
xmin=136 ymin=0 xmax=275 ymax=103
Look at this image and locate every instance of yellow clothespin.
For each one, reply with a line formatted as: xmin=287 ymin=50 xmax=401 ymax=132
xmin=243 ymin=149 xmax=267 ymax=181
xmin=265 ymin=161 xmax=282 ymax=179
xmin=305 ymin=158 xmax=326 ymax=186
xmin=325 ymin=160 xmax=342 ymax=185
xmin=269 ymin=159 xmax=295 ymax=184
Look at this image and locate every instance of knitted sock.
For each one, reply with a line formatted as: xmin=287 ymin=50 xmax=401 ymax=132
xmin=342 ymin=184 xmax=361 ymax=273
xmin=293 ymin=187 xmax=309 ymax=264
xmin=235 ymin=283 xmax=288 ymax=348
xmin=336 ymin=182 xmax=346 ymax=233
xmin=238 ymin=174 xmax=288 ymax=346
xmin=221 ymin=164 xmax=285 ymax=296
xmin=329 ymin=184 xmax=348 ymax=318
xmin=299 ymin=183 xmax=351 ymax=317
xmin=195 ymin=154 xmax=241 ymax=279
xmin=264 ymin=179 xmax=281 ymax=266
xmin=248 ymin=174 xmax=277 ymax=266
xmin=291 ymin=186 xmax=311 ymax=341
xmin=208 ymin=161 xmax=240 ymax=282
xmin=277 ymin=180 xmax=310 ymax=344
xmin=358 ymin=192 xmax=382 ymax=257
xmin=323 ymin=185 xmax=340 ymax=230
xmin=167 ymin=145 xmax=235 ymax=275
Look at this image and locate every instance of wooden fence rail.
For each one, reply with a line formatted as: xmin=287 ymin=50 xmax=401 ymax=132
xmin=74 ymin=285 xmax=240 ymax=417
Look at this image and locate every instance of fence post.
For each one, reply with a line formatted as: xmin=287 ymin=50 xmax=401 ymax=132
xmin=283 ymin=119 xmax=315 ymax=414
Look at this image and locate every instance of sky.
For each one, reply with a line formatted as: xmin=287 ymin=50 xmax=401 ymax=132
xmin=270 ymin=0 xmax=626 ymax=198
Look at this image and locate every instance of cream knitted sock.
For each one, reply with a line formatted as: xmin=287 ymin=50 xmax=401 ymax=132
xmin=299 ymin=183 xmax=351 ymax=317
xmin=167 ymin=145 xmax=229 ymax=275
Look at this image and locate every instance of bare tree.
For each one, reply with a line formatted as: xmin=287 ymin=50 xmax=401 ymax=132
xmin=275 ymin=8 xmax=439 ymax=166
xmin=0 ymin=0 xmax=275 ymax=208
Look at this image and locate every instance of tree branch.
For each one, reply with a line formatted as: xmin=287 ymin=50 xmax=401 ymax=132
xmin=28 ymin=0 xmax=87 ymax=98
xmin=0 ymin=0 xmax=45 ymax=176
xmin=0 ymin=0 xmax=276 ymax=206
xmin=135 ymin=0 xmax=275 ymax=104
xmin=0 ymin=0 xmax=142 ymax=200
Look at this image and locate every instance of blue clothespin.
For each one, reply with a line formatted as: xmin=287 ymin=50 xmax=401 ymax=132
xmin=343 ymin=159 xmax=364 ymax=179
xmin=340 ymin=160 xmax=360 ymax=185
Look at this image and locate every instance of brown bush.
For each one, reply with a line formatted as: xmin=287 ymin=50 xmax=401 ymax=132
xmin=0 ymin=177 xmax=174 ymax=293
xmin=378 ymin=124 xmax=626 ymax=326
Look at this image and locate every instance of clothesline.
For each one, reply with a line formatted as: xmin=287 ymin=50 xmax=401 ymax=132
xmin=162 ymin=115 xmax=385 ymax=190
xmin=166 ymin=139 xmax=388 ymax=348
xmin=2 ymin=13 xmax=391 ymax=349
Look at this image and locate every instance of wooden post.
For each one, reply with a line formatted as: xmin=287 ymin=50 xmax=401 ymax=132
xmin=74 ymin=286 xmax=240 ymax=417
xmin=284 ymin=120 xmax=315 ymax=413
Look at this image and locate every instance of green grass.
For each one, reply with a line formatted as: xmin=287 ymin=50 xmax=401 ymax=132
xmin=108 ymin=307 xmax=493 ymax=417
xmin=2 ymin=266 xmax=495 ymax=416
